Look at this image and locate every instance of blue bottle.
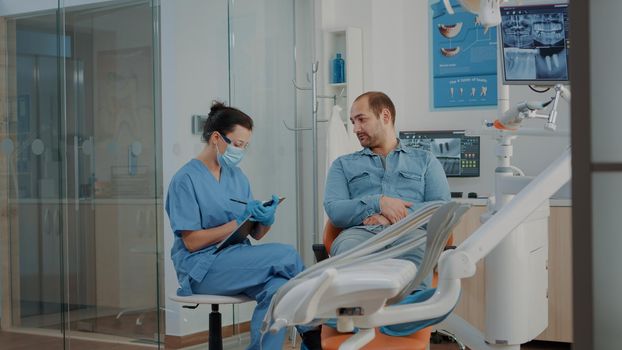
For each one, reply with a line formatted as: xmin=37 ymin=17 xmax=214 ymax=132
xmin=331 ymin=53 xmax=345 ymax=84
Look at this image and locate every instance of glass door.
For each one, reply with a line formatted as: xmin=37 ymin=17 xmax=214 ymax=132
xmin=4 ymin=12 xmax=66 ymax=345
xmin=1 ymin=0 xmax=162 ymax=348
xmin=61 ymin=0 xmax=162 ymax=346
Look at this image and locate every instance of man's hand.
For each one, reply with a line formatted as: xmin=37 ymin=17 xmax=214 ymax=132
xmin=363 ymin=213 xmax=391 ymax=226
xmin=379 ymin=196 xmax=412 ymax=224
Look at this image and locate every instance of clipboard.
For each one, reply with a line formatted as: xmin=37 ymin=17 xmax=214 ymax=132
xmin=214 ymin=197 xmax=285 ymax=253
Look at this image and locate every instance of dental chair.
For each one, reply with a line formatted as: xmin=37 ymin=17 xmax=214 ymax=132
xmin=315 ymin=220 xmax=454 ymax=350
xmin=264 ymin=146 xmax=571 ymax=350
xmin=263 ymin=202 xmax=467 ymax=350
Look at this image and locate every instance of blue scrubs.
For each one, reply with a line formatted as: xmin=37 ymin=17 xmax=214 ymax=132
xmin=166 ymin=159 xmax=304 ymax=350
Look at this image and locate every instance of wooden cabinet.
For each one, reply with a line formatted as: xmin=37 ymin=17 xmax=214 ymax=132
xmin=452 ymin=205 xmax=573 ymax=343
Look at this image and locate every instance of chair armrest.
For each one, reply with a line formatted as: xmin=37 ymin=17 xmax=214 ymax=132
xmin=323 ymin=220 xmax=343 ymax=253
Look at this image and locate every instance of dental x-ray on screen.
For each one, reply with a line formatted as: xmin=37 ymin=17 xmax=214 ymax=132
xmin=399 ymin=130 xmax=480 ymax=177
xmin=500 ymin=3 xmax=570 ymax=85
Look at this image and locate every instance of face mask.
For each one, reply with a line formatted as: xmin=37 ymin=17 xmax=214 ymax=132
xmin=216 ymin=133 xmax=246 ymax=167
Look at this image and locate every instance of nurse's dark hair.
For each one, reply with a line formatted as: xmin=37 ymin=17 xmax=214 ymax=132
xmin=202 ymin=101 xmax=254 ymax=142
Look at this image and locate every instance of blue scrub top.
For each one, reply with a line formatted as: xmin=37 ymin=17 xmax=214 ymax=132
xmin=166 ymin=159 xmax=253 ymax=295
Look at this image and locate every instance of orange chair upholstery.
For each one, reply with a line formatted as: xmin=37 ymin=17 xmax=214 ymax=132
xmin=322 ymin=220 xmax=342 ymax=255
xmin=322 ymin=327 xmax=432 ymax=350
xmin=320 ymin=220 xmax=450 ymax=350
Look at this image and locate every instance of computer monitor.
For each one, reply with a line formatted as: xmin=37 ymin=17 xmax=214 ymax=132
xmin=499 ymin=3 xmax=570 ymax=85
xmin=399 ymin=130 xmax=480 ymax=178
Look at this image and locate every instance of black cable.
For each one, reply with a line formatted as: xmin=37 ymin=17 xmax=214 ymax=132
xmin=528 ymin=85 xmax=551 ymax=93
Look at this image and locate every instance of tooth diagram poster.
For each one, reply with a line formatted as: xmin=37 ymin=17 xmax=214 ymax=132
xmin=430 ymin=0 xmax=497 ymax=108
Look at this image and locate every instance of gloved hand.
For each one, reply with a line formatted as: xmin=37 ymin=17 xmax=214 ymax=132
xmin=236 ymin=199 xmax=263 ymax=225
xmin=251 ymin=194 xmax=280 ymax=226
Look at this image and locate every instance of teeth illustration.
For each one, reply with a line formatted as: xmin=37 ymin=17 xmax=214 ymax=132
xmin=440 ymin=47 xmax=461 ymax=57
xmin=545 ymin=55 xmax=552 ymax=72
xmin=481 ymin=86 xmax=488 ymax=97
xmin=439 ymin=22 xmax=463 ymax=38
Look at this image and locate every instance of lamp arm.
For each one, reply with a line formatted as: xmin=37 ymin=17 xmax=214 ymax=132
xmin=443 ymin=147 xmax=571 ymax=278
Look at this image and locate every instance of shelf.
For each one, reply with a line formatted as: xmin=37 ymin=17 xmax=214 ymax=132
xmin=322 ymin=27 xmax=362 ymax=113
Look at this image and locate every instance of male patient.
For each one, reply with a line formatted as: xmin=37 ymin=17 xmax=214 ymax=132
xmin=323 ymin=91 xmax=450 ymax=291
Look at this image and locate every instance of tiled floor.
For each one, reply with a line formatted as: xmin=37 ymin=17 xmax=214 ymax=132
xmin=0 ymin=330 xmax=572 ymax=350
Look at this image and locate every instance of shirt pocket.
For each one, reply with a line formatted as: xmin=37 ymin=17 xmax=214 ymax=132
xmin=396 ymin=170 xmax=424 ymax=200
xmin=347 ymin=171 xmax=374 ymax=198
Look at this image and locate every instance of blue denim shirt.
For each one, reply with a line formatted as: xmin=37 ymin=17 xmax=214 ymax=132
xmin=324 ymin=141 xmax=450 ymax=228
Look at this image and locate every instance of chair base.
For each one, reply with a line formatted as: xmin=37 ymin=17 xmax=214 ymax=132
xmin=321 ymin=325 xmax=432 ymax=350
xmin=169 ymin=294 xmax=252 ymax=350
xmin=209 ymin=304 xmax=223 ymax=350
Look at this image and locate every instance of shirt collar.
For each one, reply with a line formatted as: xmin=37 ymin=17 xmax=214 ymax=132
xmin=395 ymin=139 xmax=412 ymax=153
xmin=362 ymin=138 xmax=410 ymax=156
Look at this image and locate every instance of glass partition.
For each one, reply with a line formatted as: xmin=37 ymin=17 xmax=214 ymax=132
xmin=4 ymin=10 xmax=65 ymax=342
xmin=61 ymin=1 xmax=162 ymax=345
xmin=0 ymin=0 xmax=162 ymax=347
xmin=229 ymin=0 xmax=299 ymax=249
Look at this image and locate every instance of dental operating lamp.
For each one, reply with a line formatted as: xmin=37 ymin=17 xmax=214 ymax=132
xmin=492 ymin=84 xmax=571 ymax=131
xmin=443 ymin=0 xmax=508 ymax=29
xmin=442 ymin=2 xmax=572 ymax=347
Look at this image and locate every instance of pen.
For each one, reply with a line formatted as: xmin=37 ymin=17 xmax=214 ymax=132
xmin=230 ymin=198 xmax=247 ymax=205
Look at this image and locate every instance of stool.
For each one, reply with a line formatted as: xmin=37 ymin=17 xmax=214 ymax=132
xmin=170 ymin=294 xmax=252 ymax=350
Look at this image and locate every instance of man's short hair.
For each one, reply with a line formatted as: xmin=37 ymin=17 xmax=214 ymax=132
xmin=354 ymin=91 xmax=396 ymax=124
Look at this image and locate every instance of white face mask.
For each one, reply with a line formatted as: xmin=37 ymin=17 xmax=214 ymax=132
xmin=216 ymin=132 xmax=246 ymax=167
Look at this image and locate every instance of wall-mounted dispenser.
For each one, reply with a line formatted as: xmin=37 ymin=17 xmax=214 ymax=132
xmin=192 ymin=114 xmax=209 ymax=136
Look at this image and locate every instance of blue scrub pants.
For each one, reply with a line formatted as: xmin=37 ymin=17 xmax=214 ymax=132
xmin=191 ymin=242 xmax=304 ymax=350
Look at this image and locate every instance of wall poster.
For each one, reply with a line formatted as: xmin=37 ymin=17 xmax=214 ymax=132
xmin=430 ymin=0 xmax=498 ymax=108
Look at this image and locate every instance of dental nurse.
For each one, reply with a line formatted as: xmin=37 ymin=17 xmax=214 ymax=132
xmin=166 ymin=101 xmax=316 ymax=349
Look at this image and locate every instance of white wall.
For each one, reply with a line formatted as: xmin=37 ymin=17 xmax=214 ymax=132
xmin=316 ymin=0 xmax=571 ymax=198
xmin=161 ymin=0 xmax=249 ymax=336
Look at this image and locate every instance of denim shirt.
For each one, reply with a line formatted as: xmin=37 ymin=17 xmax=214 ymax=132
xmin=324 ymin=141 xmax=451 ymax=228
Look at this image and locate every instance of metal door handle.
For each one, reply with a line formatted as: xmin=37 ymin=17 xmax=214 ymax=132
xmin=43 ymin=208 xmax=50 ymax=235
xmin=74 ymin=135 xmax=79 ymax=209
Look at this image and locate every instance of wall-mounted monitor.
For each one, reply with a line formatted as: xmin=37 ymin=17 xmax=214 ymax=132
xmin=399 ymin=130 xmax=480 ymax=178
xmin=499 ymin=3 xmax=570 ymax=85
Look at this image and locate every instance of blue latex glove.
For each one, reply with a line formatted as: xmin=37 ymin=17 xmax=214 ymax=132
xmin=251 ymin=194 xmax=279 ymax=226
xmin=236 ymin=199 xmax=263 ymax=225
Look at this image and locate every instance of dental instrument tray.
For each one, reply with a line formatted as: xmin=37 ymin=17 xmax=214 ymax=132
xmin=214 ymin=197 xmax=285 ymax=253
